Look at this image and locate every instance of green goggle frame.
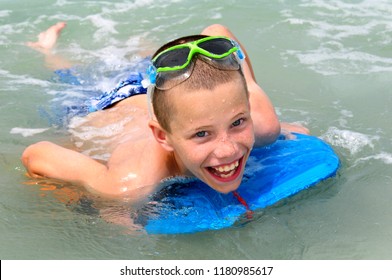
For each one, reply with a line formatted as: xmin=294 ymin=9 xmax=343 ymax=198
xmin=152 ymin=36 xmax=243 ymax=74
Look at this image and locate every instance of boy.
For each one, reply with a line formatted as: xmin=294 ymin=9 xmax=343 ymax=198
xmin=22 ymin=22 xmax=308 ymax=199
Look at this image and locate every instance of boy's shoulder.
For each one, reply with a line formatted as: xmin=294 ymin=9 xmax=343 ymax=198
xmin=106 ymin=136 xmax=174 ymax=194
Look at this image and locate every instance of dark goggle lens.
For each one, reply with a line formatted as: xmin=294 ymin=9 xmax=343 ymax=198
xmin=197 ymin=38 xmax=234 ymax=55
xmin=154 ymin=38 xmax=234 ymax=69
xmin=154 ymin=47 xmax=190 ymax=68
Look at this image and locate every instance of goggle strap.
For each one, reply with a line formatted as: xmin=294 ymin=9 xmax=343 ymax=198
xmin=146 ymin=84 xmax=155 ymax=120
xmin=231 ymin=39 xmax=246 ymax=62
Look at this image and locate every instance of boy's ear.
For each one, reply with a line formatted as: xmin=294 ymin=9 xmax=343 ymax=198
xmin=148 ymin=120 xmax=174 ymax=152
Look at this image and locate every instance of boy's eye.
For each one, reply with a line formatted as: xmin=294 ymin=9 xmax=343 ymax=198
xmin=232 ymin=118 xmax=244 ymax=127
xmin=195 ymin=131 xmax=207 ymax=138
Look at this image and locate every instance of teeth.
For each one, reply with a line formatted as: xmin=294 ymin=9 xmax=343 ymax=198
xmin=220 ymin=170 xmax=236 ymax=178
xmin=213 ymin=160 xmax=239 ymax=173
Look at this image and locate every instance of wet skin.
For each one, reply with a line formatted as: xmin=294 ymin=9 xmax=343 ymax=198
xmin=163 ymin=80 xmax=255 ymax=193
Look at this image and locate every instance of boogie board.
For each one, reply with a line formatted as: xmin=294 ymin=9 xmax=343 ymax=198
xmin=134 ymin=133 xmax=339 ymax=234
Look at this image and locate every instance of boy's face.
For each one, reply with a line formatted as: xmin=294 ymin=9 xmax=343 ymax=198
xmin=165 ymin=79 xmax=255 ymax=193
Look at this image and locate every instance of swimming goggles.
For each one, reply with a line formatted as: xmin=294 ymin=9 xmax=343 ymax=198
xmin=146 ymin=36 xmax=245 ymax=90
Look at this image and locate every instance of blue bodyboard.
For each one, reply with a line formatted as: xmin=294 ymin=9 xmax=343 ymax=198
xmin=135 ymin=134 xmax=339 ymax=234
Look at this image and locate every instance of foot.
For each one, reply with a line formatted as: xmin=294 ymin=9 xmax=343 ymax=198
xmin=27 ymin=22 xmax=67 ymax=52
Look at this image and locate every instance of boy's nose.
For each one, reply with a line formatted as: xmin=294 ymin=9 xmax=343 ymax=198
xmin=213 ymin=137 xmax=237 ymax=159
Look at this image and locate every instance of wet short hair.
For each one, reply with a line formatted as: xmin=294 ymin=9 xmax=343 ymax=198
xmin=151 ymin=35 xmax=248 ymax=132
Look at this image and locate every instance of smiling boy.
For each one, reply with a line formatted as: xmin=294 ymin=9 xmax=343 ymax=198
xmin=22 ymin=23 xmax=307 ymax=198
xmin=149 ymin=49 xmax=254 ymax=194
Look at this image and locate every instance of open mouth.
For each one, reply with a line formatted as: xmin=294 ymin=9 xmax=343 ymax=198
xmin=207 ymin=157 xmax=243 ymax=182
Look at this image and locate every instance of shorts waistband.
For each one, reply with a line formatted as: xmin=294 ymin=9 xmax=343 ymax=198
xmin=88 ymin=72 xmax=147 ymax=112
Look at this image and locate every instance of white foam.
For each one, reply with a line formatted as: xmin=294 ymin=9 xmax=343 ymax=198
xmin=8 ymin=77 xmax=52 ymax=88
xmin=90 ymin=45 xmax=131 ymax=68
xmin=10 ymin=127 xmax=50 ymax=137
xmin=0 ymin=69 xmax=51 ymax=90
xmin=85 ymin=14 xmax=119 ymax=43
xmin=355 ymin=152 xmax=392 ymax=165
xmin=111 ymin=0 xmax=154 ymax=11
xmin=54 ymin=0 xmax=68 ymax=6
xmin=300 ymin=0 xmax=392 ymax=18
xmin=340 ymin=110 xmax=353 ymax=118
xmin=0 ymin=24 xmax=15 ymax=35
xmin=321 ymin=127 xmax=378 ymax=155
xmin=211 ymin=12 xmax=222 ymax=20
xmin=0 ymin=10 xmax=11 ymax=18
xmin=285 ymin=48 xmax=392 ymax=75
xmin=0 ymin=24 xmax=16 ymax=40
xmin=281 ymin=0 xmax=392 ymax=75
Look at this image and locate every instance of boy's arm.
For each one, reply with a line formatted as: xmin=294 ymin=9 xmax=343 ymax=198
xmin=202 ymin=24 xmax=309 ymax=147
xmin=202 ymin=24 xmax=281 ymax=146
xmin=22 ymin=141 xmax=110 ymax=193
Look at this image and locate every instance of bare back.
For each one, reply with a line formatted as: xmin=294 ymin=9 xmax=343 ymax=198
xmin=68 ymin=95 xmax=151 ymax=158
xmin=71 ymin=95 xmax=177 ymax=194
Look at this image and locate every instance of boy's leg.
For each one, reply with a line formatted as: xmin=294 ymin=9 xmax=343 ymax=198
xmin=27 ymin=22 xmax=72 ymax=69
xmin=27 ymin=22 xmax=67 ymax=52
